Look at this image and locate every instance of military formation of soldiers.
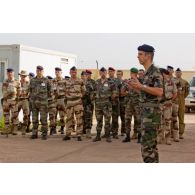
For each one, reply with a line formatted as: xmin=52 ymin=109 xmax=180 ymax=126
xmin=0 ymin=44 xmax=190 ymax=163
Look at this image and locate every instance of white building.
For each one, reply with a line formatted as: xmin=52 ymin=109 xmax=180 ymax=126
xmin=0 ymin=44 xmax=77 ymax=82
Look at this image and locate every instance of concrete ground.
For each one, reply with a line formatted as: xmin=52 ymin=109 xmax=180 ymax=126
xmin=0 ymin=113 xmax=195 ymax=163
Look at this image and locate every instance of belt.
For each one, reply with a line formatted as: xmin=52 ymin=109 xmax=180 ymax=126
xmin=67 ymin=97 xmax=81 ymax=101
xmin=57 ymin=95 xmax=65 ymax=99
xmin=140 ymin=102 xmax=160 ymax=107
xmin=18 ymin=98 xmax=29 ymax=100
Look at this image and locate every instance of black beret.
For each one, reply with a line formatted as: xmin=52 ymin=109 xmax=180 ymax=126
xmin=37 ymin=65 xmax=44 ymax=70
xmin=167 ymin=66 xmax=174 ymax=70
xmin=55 ymin=67 xmax=62 ymax=71
xmin=29 ymin=72 xmax=35 ymax=77
xmin=176 ymin=68 xmax=181 ymax=72
xmin=46 ymin=76 xmax=53 ymax=80
xmin=7 ymin=68 xmax=14 ymax=72
xmin=159 ymin=68 xmax=169 ymax=75
xmin=100 ymin=67 xmax=107 ymax=72
xmin=108 ymin=67 xmax=115 ymax=71
xmin=70 ymin=66 xmax=77 ymax=71
xmin=81 ymin=71 xmax=86 ymax=76
xmin=137 ymin=44 xmax=155 ymax=53
xmin=65 ymin=76 xmax=70 ymax=79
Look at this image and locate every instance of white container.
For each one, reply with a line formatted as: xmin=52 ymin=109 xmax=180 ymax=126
xmin=0 ymin=44 xmax=77 ymax=82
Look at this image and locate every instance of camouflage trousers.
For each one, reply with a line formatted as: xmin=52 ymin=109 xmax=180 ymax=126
xmin=18 ymin=99 xmax=30 ymax=129
xmin=171 ymin=102 xmax=179 ymax=134
xmin=119 ymin=97 xmax=126 ymax=134
xmin=66 ymin=102 xmax=83 ymax=136
xmin=31 ymin=100 xmax=48 ymax=136
xmin=2 ymin=99 xmax=19 ymax=134
xmin=111 ymin=101 xmax=119 ymax=136
xmin=141 ymin=104 xmax=161 ymax=163
xmin=56 ymin=98 xmax=66 ymax=127
xmin=125 ymin=100 xmax=141 ymax=138
xmin=83 ymin=102 xmax=93 ymax=131
xmin=159 ymin=101 xmax=172 ymax=141
xmin=48 ymin=99 xmax=57 ymax=127
xmin=178 ymin=99 xmax=185 ymax=136
xmin=95 ymin=102 xmax=112 ymax=137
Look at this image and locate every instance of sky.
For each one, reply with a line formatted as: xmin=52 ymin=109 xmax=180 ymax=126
xmin=0 ymin=33 xmax=195 ymax=70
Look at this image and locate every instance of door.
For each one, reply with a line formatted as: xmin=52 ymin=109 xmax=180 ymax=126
xmin=0 ymin=59 xmax=8 ymax=83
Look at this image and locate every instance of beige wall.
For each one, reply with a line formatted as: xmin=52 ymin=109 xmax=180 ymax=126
xmin=78 ymin=69 xmax=195 ymax=82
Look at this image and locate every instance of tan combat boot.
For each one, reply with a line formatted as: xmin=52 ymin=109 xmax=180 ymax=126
xmin=179 ymin=134 xmax=184 ymax=139
xmin=173 ymin=130 xmax=179 ymax=142
xmin=165 ymin=134 xmax=172 ymax=145
xmin=86 ymin=129 xmax=92 ymax=139
xmin=131 ymin=132 xmax=137 ymax=139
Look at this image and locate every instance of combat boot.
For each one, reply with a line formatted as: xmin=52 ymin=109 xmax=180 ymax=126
xmin=50 ymin=127 xmax=56 ymax=135
xmin=101 ymin=134 xmax=106 ymax=138
xmin=113 ymin=134 xmax=119 ymax=139
xmin=41 ymin=134 xmax=47 ymax=140
xmin=122 ymin=136 xmax=131 ymax=143
xmin=12 ymin=125 xmax=18 ymax=135
xmin=131 ymin=132 xmax=137 ymax=139
xmin=86 ymin=129 xmax=92 ymax=139
xmin=21 ymin=125 xmax=27 ymax=136
xmin=173 ymin=130 xmax=179 ymax=142
xmin=30 ymin=133 xmax=38 ymax=139
xmin=62 ymin=135 xmax=71 ymax=141
xmin=106 ymin=136 xmax=112 ymax=143
xmin=166 ymin=137 xmax=172 ymax=145
xmin=137 ymin=133 xmax=142 ymax=143
xmin=77 ymin=136 xmax=82 ymax=141
xmin=93 ymin=133 xmax=101 ymax=142
xmin=179 ymin=134 xmax=184 ymax=139
xmin=60 ymin=126 xmax=64 ymax=134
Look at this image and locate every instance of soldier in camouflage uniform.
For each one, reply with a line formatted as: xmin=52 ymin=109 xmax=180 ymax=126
xmin=63 ymin=66 xmax=86 ymax=141
xmin=93 ymin=67 xmax=117 ymax=143
xmin=167 ymin=66 xmax=180 ymax=142
xmin=27 ymin=72 xmax=35 ymax=132
xmin=53 ymin=67 xmax=66 ymax=134
xmin=122 ymin=67 xmax=141 ymax=143
xmin=175 ymin=68 xmax=189 ymax=139
xmin=116 ymin=70 xmax=126 ymax=136
xmin=82 ymin=70 xmax=96 ymax=138
xmin=46 ymin=76 xmax=57 ymax=135
xmin=2 ymin=68 xmax=20 ymax=136
xmin=130 ymin=44 xmax=163 ymax=163
xmin=29 ymin=66 xmax=52 ymax=140
xmin=158 ymin=68 xmax=177 ymax=145
xmin=108 ymin=67 xmax=120 ymax=139
xmin=18 ymin=70 xmax=30 ymax=135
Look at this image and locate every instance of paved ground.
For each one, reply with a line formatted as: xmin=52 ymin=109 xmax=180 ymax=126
xmin=0 ymin=113 xmax=195 ymax=163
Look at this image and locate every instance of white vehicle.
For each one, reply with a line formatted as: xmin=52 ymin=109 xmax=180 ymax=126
xmin=185 ymin=76 xmax=195 ymax=112
xmin=0 ymin=44 xmax=77 ymax=82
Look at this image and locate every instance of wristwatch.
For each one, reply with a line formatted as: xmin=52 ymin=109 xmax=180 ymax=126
xmin=141 ymin=85 xmax=147 ymax=91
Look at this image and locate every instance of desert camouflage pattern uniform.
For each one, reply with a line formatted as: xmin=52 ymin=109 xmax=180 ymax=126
xmin=18 ymin=80 xmax=30 ymax=134
xmin=2 ymin=78 xmax=20 ymax=134
xmin=65 ymin=78 xmax=86 ymax=137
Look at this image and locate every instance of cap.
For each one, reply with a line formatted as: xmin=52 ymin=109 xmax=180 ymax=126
xmin=18 ymin=70 xmax=28 ymax=76
xmin=99 ymin=67 xmax=107 ymax=72
xmin=167 ymin=66 xmax=174 ymax=70
xmin=81 ymin=71 xmax=86 ymax=76
xmin=137 ymin=44 xmax=155 ymax=53
xmin=7 ymin=68 xmax=14 ymax=73
xmin=130 ymin=67 xmax=138 ymax=74
xmin=70 ymin=66 xmax=77 ymax=71
xmin=29 ymin=72 xmax=35 ymax=77
xmin=108 ymin=67 xmax=115 ymax=71
xmin=159 ymin=68 xmax=169 ymax=75
xmin=37 ymin=65 xmax=44 ymax=70
xmin=176 ymin=68 xmax=181 ymax=72
xmin=85 ymin=69 xmax=92 ymax=74
xmin=55 ymin=67 xmax=62 ymax=71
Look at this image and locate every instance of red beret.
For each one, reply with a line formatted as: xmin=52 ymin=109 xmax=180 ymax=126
xmin=85 ymin=69 xmax=92 ymax=74
xmin=108 ymin=67 xmax=115 ymax=71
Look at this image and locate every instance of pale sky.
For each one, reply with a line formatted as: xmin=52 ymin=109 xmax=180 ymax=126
xmin=0 ymin=33 xmax=195 ymax=70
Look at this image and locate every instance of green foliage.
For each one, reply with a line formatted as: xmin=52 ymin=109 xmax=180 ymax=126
xmin=0 ymin=116 xmax=4 ymax=129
